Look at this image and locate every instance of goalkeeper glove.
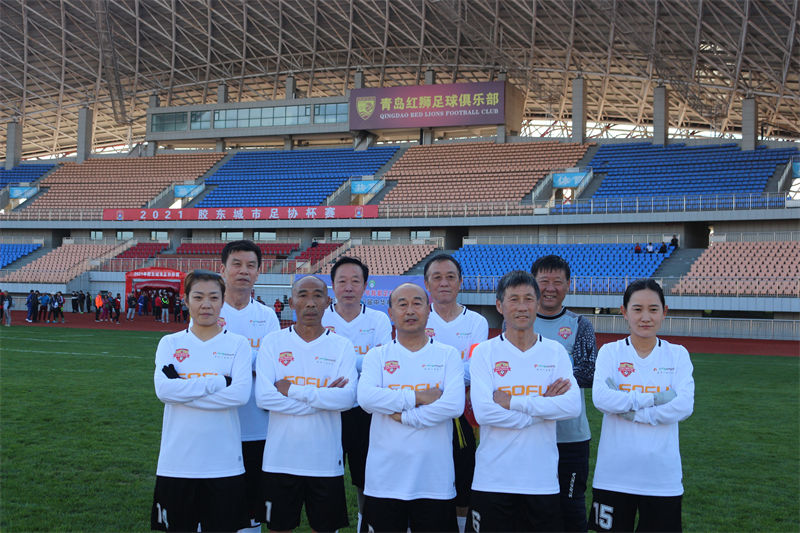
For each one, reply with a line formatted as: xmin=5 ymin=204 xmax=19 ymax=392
xmin=653 ymin=388 xmax=677 ymax=405
xmin=162 ymin=364 xmax=180 ymax=379
xmin=224 ymin=375 xmax=232 ymax=386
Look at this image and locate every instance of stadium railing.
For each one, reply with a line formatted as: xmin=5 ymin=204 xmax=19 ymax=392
xmin=709 ymin=231 xmax=800 ymax=243
xmin=585 ymin=314 xmax=800 ymax=341
xmin=93 ymin=257 xmax=318 ymax=275
xmin=462 ymin=233 xmax=678 ymax=246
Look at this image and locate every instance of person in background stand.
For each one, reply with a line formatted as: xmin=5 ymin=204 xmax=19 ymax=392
xmin=670 ymin=234 xmax=679 ymax=250
xmin=532 ymin=255 xmax=598 ymax=532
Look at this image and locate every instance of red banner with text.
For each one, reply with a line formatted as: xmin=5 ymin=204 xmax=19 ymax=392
xmin=103 ymin=205 xmax=378 ymax=222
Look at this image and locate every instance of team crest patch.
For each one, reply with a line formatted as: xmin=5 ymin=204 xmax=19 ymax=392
xmin=279 ymin=352 xmax=294 ymax=366
xmin=425 ymin=328 xmax=436 ymax=338
xmin=325 ymin=325 xmax=336 ymax=333
xmin=356 ymin=96 xmax=376 ymax=120
xmin=618 ymin=362 xmax=635 ymax=377
xmin=494 ymin=361 xmax=511 ymax=376
xmin=173 ymin=348 xmax=190 ymax=362
xmin=384 ymin=360 xmax=400 ymax=374
xmin=559 ymin=326 xmax=572 ymax=339
xmin=217 ymin=317 xmax=226 ymax=327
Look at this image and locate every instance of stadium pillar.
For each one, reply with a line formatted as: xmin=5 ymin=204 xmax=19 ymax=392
xmin=654 ymin=85 xmax=669 ymax=146
xmin=217 ymin=82 xmax=228 ymax=104
xmin=286 ymin=76 xmax=296 ymax=99
xmin=5 ymin=120 xmax=22 ymax=170
xmin=572 ymin=77 xmax=586 ymax=144
xmin=283 ymin=136 xmax=293 ymax=150
xmin=354 ymin=70 xmax=365 ymax=89
xmin=215 ymin=140 xmax=226 ymax=151
xmin=354 ymin=132 xmax=376 ymax=151
xmin=424 ymin=68 xmax=436 ymax=85
xmin=77 ymin=106 xmax=93 ymax=163
xmin=742 ymin=97 xmax=757 ymax=151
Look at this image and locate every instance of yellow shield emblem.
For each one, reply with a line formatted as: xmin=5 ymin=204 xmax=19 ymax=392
xmin=357 ymin=97 xmax=376 ymax=120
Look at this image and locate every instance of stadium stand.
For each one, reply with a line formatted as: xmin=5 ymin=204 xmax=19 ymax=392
xmin=380 ymin=141 xmax=590 ymax=206
xmin=197 ymin=147 xmax=398 ymax=207
xmin=672 ymin=241 xmax=800 ymax=296
xmin=553 ymin=143 xmax=798 ymax=214
xmin=295 ymin=242 xmax=343 ymax=265
xmin=454 ymin=243 xmax=673 ymax=292
xmin=319 ymin=244 xmax=437 ymax=276
xmin=115 ymin=242 xmax=169 ymax=259
xmin=0 ymin=163 xmax=57 ymax=188
xmin=12 ymin=154 xmax=224 ymax=217
xmin=0 ymin=243 xmax=42 ymax=269
xmin=0 ymin=243 xmax=123 ymax=283
xmin=174 ymin=242 xmax=299 ymax=257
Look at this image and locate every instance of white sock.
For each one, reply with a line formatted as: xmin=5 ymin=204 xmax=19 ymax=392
xmin=357 ymin=512 xmax=362 ymax=533
xmin=237 ymin=521 xmax=261 ymax=533
xmin=457 ymin=515 xmax=467 ymax=533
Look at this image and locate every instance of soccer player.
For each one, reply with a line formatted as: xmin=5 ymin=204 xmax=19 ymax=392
xmin=219 ymin=240 xmax=281 ymax=533
xmin=255 ymin=275 xmax=357 ymax=532
xmin=590 ymin=279 xmax=694 ymax=532
xmin=468 ymin=270 xmax=581 ymax=532
xmin=423 ymin=253 xmax=488 ymax=533
xmin=531 ymin=255 xmax=598 ymax=532
xmin=151 ymin=270 xmax=252 ymax=532
xmin=322 ymin=256 xmax=392 ymax=532
xmin=358 ymin=282 xmax=464 ymax=532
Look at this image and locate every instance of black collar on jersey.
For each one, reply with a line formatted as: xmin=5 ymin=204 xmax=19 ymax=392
xmin=289 ymin=325 xmax=331 ymax=336
xmin=625 ymin=337 xmax=661 ymax=347
xmin=537 ymin=307 xmax=567 ymax=320
xmin=392 ymin=338 xmax=434 ymax=345
xmin=430 ymin=304 xmax=467 ymax=316
xmin=499 ymin=333 xmax=542 ymax=343
xmin=331 ymin=303 xmax=366 ymax=314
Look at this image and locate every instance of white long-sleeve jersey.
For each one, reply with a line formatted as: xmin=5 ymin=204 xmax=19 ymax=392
xmin=469 ymin=334 xmax=581 ymax=495
xmin=255 ymin=327 xmax=357 ymax=477
xmin=357 ymin=338 xmax=465 ymax=500
xmin=220 ymin=299 xmax=280 ymax=441
xmin=592 ymin=337 xmax=694 ymax=496
xmin=426 ymin=305 xmax=489 ymax=385
xmin=322 ymin=303 xmax=393 ymax=374
xmin=154 ymin=328 xmax=252 ymax=478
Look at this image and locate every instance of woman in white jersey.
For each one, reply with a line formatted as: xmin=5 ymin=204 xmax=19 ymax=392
xmin=590 ymin=279 xmax=694 ymax=532
xmin=150 ymin=270 xmax=252 ymax=532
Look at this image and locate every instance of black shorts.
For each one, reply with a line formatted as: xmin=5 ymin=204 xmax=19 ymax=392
xmin=242 ymin=440 xmax=266 ymax=521
xmin=453 ymin=414 xmax=477 ymax=507
xmin=342 ymin=406 xmax=372 ymax=489
xmin=150 ymin=474 xmax=249 ymax=532
xmin=260 ymin=472 xmax=349 ymax=532
xmin=467 ymin=490 xmax=561 ymax=532
xmin=590 ymin=488 xmax=682 ymax=532
xmin=362 ymin=496 xmax=457 ymax=533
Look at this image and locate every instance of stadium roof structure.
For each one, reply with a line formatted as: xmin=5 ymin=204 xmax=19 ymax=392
xmin=1 ymin=0 xmax=799 ymax=160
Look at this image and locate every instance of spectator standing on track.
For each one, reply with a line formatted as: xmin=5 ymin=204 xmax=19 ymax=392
xmin=4 ymin=292 xmax=12 ymax=326
xmin=154 ymin=291 xmax=163 ymax=322
xmin=53 ymin=291 xmax=65 ymax=323
xmin=71 ymin=291 xmax=79 ymax=313
xmin=95 ymin=291 xmax=103 ymax=322
xmin=127 ymin=293 xmax=137 ymax=320
xmin=273 ymin=298 xmax=283 ymax=320
xmin=113 ymin=293 xmax=122 ymax=323
xmin=39 ymin=292 xmax=51 ymax=323
xmin=161 ymin=292 xmax=171 ymax=323
xmin=0 ymin=289 xmax=5 ymax=324
xmin=173 ymin=295 xmax=183 ymax=323
xmin=138 ymin=292 xmax=146 ymax=316
xmin=78 ymin=290 xmax=86 ymax=313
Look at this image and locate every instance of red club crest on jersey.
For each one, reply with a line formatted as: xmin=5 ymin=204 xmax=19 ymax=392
xmin=559 ymin=326 xmax=573 ymax=339
xmin=217 ymin=317 xmax=226 ymax=327
xmin=325 ymin=325 xmax=336 ymax=333
xmin=279 ymin=352 xmax=294 ymax=366
xmin=384 ymin=360 xmax=400 ymax=374
xmin=425 ymin=328 xmax=435 ymax=338
xmin=173 ymin=348 xmax=190 ymax=362
xmin=618 ymin=362 xmax=635 ymax=377
xmin=494 ymin=361 xmax=511 ymax=376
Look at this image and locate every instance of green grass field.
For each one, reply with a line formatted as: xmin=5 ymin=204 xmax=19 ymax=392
xmin=1 ymin=326 xmax=798 ymax=532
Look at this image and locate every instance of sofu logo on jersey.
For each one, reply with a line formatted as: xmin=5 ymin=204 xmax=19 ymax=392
xmin=283 ymin=375 xmax=331 ymax=387
xmin=618 ymin=384 xmax=671 ymax=393
xmin=180 ymin=371 xmax=220 ymax=379
xmin=354 ymin=345 xmax=370 ymax=355
xmin=498 ymin=384 xmax=544 ymax=396
xmin=387 ymin=382 xmax=441 ymax=391
xmin=250 ymin=338 xmax=261 ymax=349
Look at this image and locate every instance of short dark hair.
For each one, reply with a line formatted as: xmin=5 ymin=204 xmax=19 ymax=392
xmin=623 ymin=278 xmax=665 ymax=308
xmin=184 ymin=270 xmax=225 ymax=296
xmin=423 ymin=254 xmax=462 ymax=280
xmin=496 ymin=270 xmax=540 ymax=301
xmin=221 ymin=239 xmax=262 ymax=268
xmin=330 ymin=256 xmax=369 ymax=283
xmin=531 ymin=255 xmax=571 ymax=280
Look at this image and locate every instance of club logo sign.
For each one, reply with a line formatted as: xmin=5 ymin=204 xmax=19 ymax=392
xmin=559 ymin=326 xmax=572 ymax=339
xmin=425 ymin=328 xmax=436 ymax=338
xmin=173 ymin=348 xmax=190 ymax=362
xmin=618 ymin=362 xmax=635 ymax=377
xmin=356 ymin=96 xmax=376 ymax=120
xmin=494 ymin=361 xmax=511 ymax=377
xmin=279 ymin=352 xmax=294 ymax=366
xmin=384 ymin=360 xmax=400 ymax=374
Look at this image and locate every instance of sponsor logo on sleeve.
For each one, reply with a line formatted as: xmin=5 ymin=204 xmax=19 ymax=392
xmin=425 ymin=328 xmax=436 ymax=338
xmin=618 ymin=362 xmax=635 ymax=377
xmin=494 ymin=361 xmax=511 ymax=376
xmin=558 ymin=326 xmax=573 ymax=339
xmin=173 ymin=348 xmax=190 ymax=362
xmin=384 ymin=360 xmax=400 ymax=374
xmin=279 ymin=351 xmax=294 ymax=366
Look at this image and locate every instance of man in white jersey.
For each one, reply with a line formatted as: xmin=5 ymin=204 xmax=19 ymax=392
xmin=151 ymin=270 xmax=252 ymax=532
xmin=219 ymin=240 xmax=281 ymax=533
xmin=532 ymin=255 xmax=598 ymax=532
xmin=423 ymin=253 xmax=488 ymax=533
xmin=468 ymin=270 xmax=581 ymax=532
xmin=322 ymin=256 xmax=392 ymax=532
xmin=358 ymin=283 xmax=464 ymax=532
xmin=255 ymin=275 xmax=357 ymax=532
